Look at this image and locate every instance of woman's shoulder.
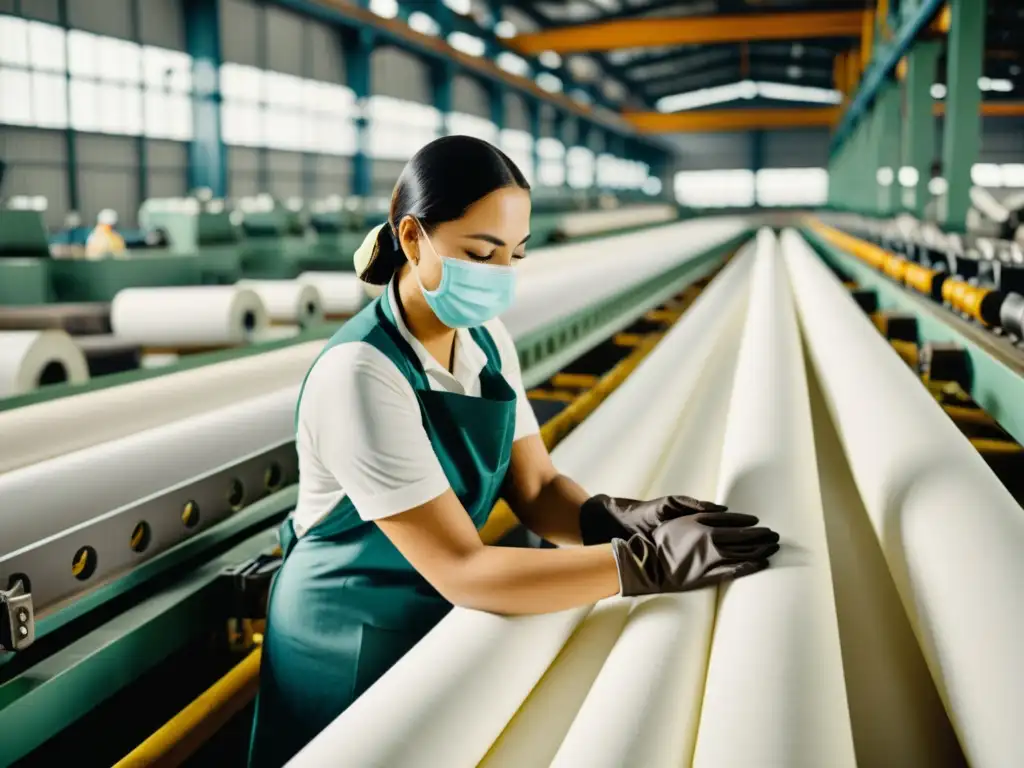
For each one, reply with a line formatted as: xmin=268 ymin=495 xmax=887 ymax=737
xmin=302 ymin=340 xmax=415 ymax=407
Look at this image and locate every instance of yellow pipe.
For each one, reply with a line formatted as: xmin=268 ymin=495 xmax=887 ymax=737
xmin=526 ymin=389 xmax=578 ymax=403
xmin=970 ymin=438 xmax=1024 ymax=456
xmin=623 ymin=106 xmax=841 ymax=134
xmin=114 ymin=648 xmax=263 ymax=768
xmin=550 ymin=372 xmax=599 ymax=389
xmin=507 ymin=10 xmax=866 ymax=55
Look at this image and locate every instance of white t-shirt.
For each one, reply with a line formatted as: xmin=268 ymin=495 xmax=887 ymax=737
xmin=292 ymin=281 xmax=540 ymax=536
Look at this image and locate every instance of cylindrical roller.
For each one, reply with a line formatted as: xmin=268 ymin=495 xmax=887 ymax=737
xmin=784 ymin=228 xmax=1024 ymax=768
xmin=0 ymin=387 xmax=298 ymax=556
xmin=885 ymin=254 xmax=908 ymax=282
xmin=285 ymin=241 xmax=757 ymax=768
xmin=555 ymin=204 xmax=677 ymax=239
xmin=111 ymin=286 xmax=268 ymax=347
xmin=692 ymin=229 xmax=855 ymax=768
xmin=237 ymin=280 xmax=324 ymax=328
xmin=544 ymin=281 xmax=746 ymax=768
xmin=0 ymin=341 xmax=323 ymax=474
xmin=998 ymin=291 xmax=1024 ymax=337
xmin=0 ymin=330 xmax=90 ymax=398
xmin=960 ymin=285 xmax=1005 ymax=327
xmin=297 ymin=272 xmax=367 ymax=318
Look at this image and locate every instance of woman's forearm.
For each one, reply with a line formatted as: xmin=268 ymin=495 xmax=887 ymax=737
xmin=514 ymin=474 xmax=591 ymax=547
xmin=445 ymin=542 xmax=620 ymax=615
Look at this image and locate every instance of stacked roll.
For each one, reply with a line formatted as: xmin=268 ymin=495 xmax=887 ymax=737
xmin=297 ymin=272 xmax=368 ymax=318
xmin=237 ymin=280 xmax=325 ymax=328
xmin=110 ymin=286 xmax=269 ymax=348
xmin=0 ymin=330 xmax=90 ymax=398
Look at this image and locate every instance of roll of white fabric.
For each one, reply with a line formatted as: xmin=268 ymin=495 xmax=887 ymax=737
xmin=0 ymin=387 xmax=298 ymax=557
xmin=0 ymin=341 xmax=323 ymax=474
xmin=0 ymin=330 xmax=89 ymax=398
xmin=556 ymin=204 xmax=678 ymax=239
xmin=110 ymin=286 xmax=268 ymax=347
xmin=691 ymin=228 xmax=855 ymax=768
xmin=544 ymin=266 xmax=748 ymax=768
xmin=285 ymin=243 xmax=756 ymax=768
xmin=784 ymin=228 xmax=1024 ymax=768
xmin=297 ymin=272 xmax=368 ymax=316
xmin=237 ymin=280 xmax=324 ymax=328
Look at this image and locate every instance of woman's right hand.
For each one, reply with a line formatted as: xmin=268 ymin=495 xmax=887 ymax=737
xmin=612 ymin=511 xmax=780 ymax=596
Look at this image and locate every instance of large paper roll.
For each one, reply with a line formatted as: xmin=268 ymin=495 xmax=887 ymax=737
xmin=545 ymin=271 xmax=747 ymax=768
xmin=556 ymin=204 xmax=677 ymax=239
xmin=0 ymin=341 xmax=323 ymax=474
xmin=0 ymin=330 xmax=90 ymax=398
xmin=286 ymin=242 xmax=756 ymax=768
xmin=0 ymin=387 xmax=298 ymax=556
xmin=784 ymin=228 xmax=1024 ymax=768
xmin=297 ymin=272 xmax=367 ymax=317
xmin=692 ymin=229 xmax=855 ymax=767
xmin=237 ymin=280 xmax=324 ymax=328
xmin=110 ymin=286 xmax=269 ymax=347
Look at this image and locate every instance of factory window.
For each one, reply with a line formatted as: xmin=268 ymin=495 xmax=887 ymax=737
xmin=755 ymin=168 xmax=829 ymax=207
xmin=597 ymin=154 xmax=649 ymax=190
xmin=0 ymin=17 xmax=191 ymax=139
xmin=500 ymin=129 xmax=534 ymax=185
xmin=567 ymin=146 xmax=596 ymax=190
xmin=496 ymin=52 xmax=530 ymax=78
xmin=366 ymin=95 xmax=441 ymax=160
xmin=971 ymin=163 xmax=1024 ymax=188
xmin=446 ymin=112 xmax=498 ymax=144
xmin=220 ymin=63 xmax=358 ymax=155
xmin=674 ymin=170 xmax=756 ymax=208
xmin=537 ymin=137 xmax=566 ymax=187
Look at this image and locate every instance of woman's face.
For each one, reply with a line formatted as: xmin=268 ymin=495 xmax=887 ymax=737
xmin=400 ymin=186 xmax=532 ymax=292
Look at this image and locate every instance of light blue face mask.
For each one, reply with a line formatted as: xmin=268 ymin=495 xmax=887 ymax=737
xmin=414 ymin=223 xmax=517 ymax=329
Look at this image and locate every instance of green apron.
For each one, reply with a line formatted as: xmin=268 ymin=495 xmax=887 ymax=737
xmin=248 ymin=292 xmax=517 ymax=768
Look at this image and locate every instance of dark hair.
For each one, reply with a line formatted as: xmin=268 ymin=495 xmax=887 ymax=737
xmin=359 ymin=135 xmax=531 ymax=285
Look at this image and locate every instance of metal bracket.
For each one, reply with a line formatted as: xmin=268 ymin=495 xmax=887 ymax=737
xmin=0 ymin=576 xmax=35 ymax=652
xmin=222 ymin=552 xmax=282 ymax=622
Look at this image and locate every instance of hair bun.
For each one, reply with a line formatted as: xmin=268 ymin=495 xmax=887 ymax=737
xmin=353 ymin=223 xmax=385 ymax=278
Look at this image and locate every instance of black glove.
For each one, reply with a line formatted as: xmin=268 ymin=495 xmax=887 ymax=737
xmin=580 ymin=493 xmax=731 ymax=546
xmin=610 ymin=512 xmax=781 ymax=596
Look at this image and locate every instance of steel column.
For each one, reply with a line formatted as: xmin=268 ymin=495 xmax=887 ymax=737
xmin=183 ymin=0 xmax=227 ymax=197
xmin=876 ymin=83 xmax=901 ymax=215
xmin=344 ymin=29 xmax=374 ymax=198
xmin=902 ymin=40 xmax=940 ymax=216
xmin=940 ymin=0 xmax=986 ymax=231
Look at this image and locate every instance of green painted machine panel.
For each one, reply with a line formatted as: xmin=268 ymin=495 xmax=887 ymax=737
xmin=803 ymin=228 xmax=1024 ymax=446
xmin=0 ymin=259 xmax=51 ymax=305
xmin=47 ymin=256 xmax=205 ymax=302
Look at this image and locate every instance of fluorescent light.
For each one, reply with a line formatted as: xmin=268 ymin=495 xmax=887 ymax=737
xmin=1002 ymin=164 xmax=1024 ymax=187
xmin=931 ymin=83 xmax=947 ymax=99
xmin=756 ymin=81 xmax=841 ymax=103
xmin=972 ymin=163 xmax=1003 ymax=187
xmin=369 ymin=0 xmax=398 ymax=19
xmin=898 ymin=166 xmax=920 ymax=187
xmin=929 ymin=177 xmax=948 ymax=196
xmin=442 ymin=0 xmax=470 ymax=14
xmin=494 ymin=20 xmax=516 ymax=38
xmin=536 ymin=72 xmax=563 ymax=93
xmin=408 ymin=12 xmax=440 ymax=36
xmin=978 ymin=77 xmax=1013 ymax=92
xmin=538 ymin=50 xmax=562 ymax=69
xmin=447 ymin=31 xmax=485 ymax=57
xmin=876 ymin=167 xmax=895 ymax=187
xmin=656 ymin=79 xmax=839 ymax=112
xmin=496 ymin=51 xmax=529 ymax=77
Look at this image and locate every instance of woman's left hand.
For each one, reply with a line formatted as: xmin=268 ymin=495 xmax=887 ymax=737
xmin=579 ymin=493 xmax=735 ymax=546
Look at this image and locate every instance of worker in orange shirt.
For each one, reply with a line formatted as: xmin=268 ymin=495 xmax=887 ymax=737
xmin=85 ymin=208 xmax=127 ymax=259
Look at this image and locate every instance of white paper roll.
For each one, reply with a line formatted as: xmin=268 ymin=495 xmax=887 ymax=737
xmin=297 ymin=272 xmax=368 ymax=316
xmin=0 ymin=387 xmax=298 ymax=557
xmin=110 ymin=286 xmax=269 ymax=347
xmin=545 ymin=269 xmax=748 ymax=768
xmin=556 ymin=204 xmax=677 ymax=239
xmin=0 ymin=330 xmax=89 ymax=398
xmin=0 ymin=341 xmax=323 ymax=474
xmin=237 ymin=280 xmax=324 ymax=328
xmin=784 ymin=228 xmax=1024 ymax=768
xmin=692 ymin=229 xmax=856 ymax=768
xmin=286 ymin=242 xmax=756 ymax=768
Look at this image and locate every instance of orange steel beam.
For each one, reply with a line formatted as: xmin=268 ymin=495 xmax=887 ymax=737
xmin=506 ymin=10 xmax=867 ymax=55
xmin=934 ymin=102 xmax=1024 ymax=117
xmin=623 ymin=107 xmax=842 ymax=133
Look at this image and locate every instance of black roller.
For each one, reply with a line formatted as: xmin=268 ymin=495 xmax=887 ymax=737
xmin=999 ymin=292 xmax=1024 ymax=338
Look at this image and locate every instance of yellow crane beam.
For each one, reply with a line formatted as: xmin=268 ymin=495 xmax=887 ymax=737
xmin=622 ymin=107 xmax=842 ymax=134
xmin=506 ymin=10 xmax=867 ymax=55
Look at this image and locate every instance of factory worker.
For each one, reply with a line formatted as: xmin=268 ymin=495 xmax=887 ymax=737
xmin=248 ymin=135 xmax=780 ymax=768
xmin=84 ymin=208 xmax=126 ymax=259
